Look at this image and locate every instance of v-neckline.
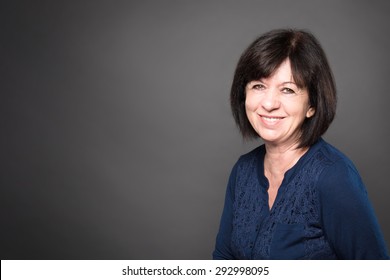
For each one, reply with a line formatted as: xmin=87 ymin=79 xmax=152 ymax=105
xmin=256 ymin=141 xmax=320 ymax=213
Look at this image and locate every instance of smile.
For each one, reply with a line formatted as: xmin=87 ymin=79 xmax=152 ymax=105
xmin=260 ymin=115 xmax=285 ymax=126
xmin=261 ymin=116 xmax=284 ymax=120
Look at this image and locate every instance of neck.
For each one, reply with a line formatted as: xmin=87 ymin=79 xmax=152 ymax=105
xmin=264 ymin=141 xmax=308 ymax=178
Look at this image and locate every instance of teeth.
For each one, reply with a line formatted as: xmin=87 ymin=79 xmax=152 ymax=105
xmin=262 ymin=116 xmax=282 ymax=120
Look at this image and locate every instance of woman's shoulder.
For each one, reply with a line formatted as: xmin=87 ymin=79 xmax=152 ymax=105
xmin=228 ymin=144 xmax=265 ymax=180
xmin=235 ymin=145 xmax=265 ymax=166
xmin=313 ymin=139 xmax=366 ymax=193
xmin=236 ymin=144 xmax=265 ymax=164
xmin=313 ymin=139 xmax=360 ymax=174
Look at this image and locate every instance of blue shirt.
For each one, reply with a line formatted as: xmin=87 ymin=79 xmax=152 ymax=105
xmin=213 ymin=139 xmax=389 ymax=259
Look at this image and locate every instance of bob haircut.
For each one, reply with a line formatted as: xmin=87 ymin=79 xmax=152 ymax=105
xmin=230 ymin=29 xmax=337 ymax=148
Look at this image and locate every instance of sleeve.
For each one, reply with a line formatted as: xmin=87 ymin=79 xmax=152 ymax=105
xmin=318 ymin=159 xmax=389 ymax=259
xmin=212 ymin=162 xmax=238 ymax=260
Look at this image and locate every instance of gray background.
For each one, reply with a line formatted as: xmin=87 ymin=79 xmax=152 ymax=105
xmin=1 ymin=0 xmax=389 ymax=259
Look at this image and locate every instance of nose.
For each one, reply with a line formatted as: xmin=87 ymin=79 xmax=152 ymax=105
xmin=261 ymin=88 xmax=280 ymax=111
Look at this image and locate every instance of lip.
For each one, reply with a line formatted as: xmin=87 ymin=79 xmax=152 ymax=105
xmin=259 ymin=114 xmax=285 ymax=126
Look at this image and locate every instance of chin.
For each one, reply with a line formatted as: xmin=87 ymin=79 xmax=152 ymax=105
xmin=258 ymin=133 xmax=282 ymax=143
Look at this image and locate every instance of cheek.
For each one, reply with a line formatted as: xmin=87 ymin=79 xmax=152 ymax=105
xmin=245 ymin=98 xmax=259 ymax=127
xmin=245 ymin=95 xmax=258 ymax=112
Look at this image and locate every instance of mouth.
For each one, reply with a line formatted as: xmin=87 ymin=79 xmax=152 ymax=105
xmin=261 ymin=116 xmax=284 ymax=120
xmin=260 ymin=115 xmax=285 ymax=125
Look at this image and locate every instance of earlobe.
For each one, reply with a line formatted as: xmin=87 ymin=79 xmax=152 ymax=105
xmin=306 ymin=107 xmax=315 ymax=118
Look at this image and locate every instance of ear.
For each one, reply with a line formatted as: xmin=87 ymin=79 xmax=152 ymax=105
xmin=306 ymin=107 xmax=315 ymax=118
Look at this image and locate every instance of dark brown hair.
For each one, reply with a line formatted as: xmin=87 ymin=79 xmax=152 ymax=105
xmin=230 ymin=29 xmax=337 ymax=148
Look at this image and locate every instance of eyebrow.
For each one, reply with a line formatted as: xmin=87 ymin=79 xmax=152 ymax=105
xmin=281 ymin=81 xmax=297 ymax=86
xmin=249 ymin=78 xmax=297 ymax=83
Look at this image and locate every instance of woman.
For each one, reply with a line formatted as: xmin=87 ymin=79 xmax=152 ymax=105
xmin=213 ymin=29 xmax=389 ymax=259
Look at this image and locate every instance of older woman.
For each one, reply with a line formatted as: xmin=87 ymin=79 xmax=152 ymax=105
xmin=213 ymin=29 xmax=389 ymax=259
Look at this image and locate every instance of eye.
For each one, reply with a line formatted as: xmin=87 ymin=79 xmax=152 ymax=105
xmin=281 ymin=87 xmax=296 ymax=94
xmin=252 ymin=83 xmax=266 ymax=90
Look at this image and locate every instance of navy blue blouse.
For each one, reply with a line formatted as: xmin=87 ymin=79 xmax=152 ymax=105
xmin=213 ymin=139 xmax=389 ymax=259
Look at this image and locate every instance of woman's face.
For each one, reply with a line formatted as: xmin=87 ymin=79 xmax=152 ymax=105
xmin=245 ymin=59 xmax=315 ymax=148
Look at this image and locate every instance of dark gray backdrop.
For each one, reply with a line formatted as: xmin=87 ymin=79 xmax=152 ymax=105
xmin=1 ymin=0 xmax=389 ymax=259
